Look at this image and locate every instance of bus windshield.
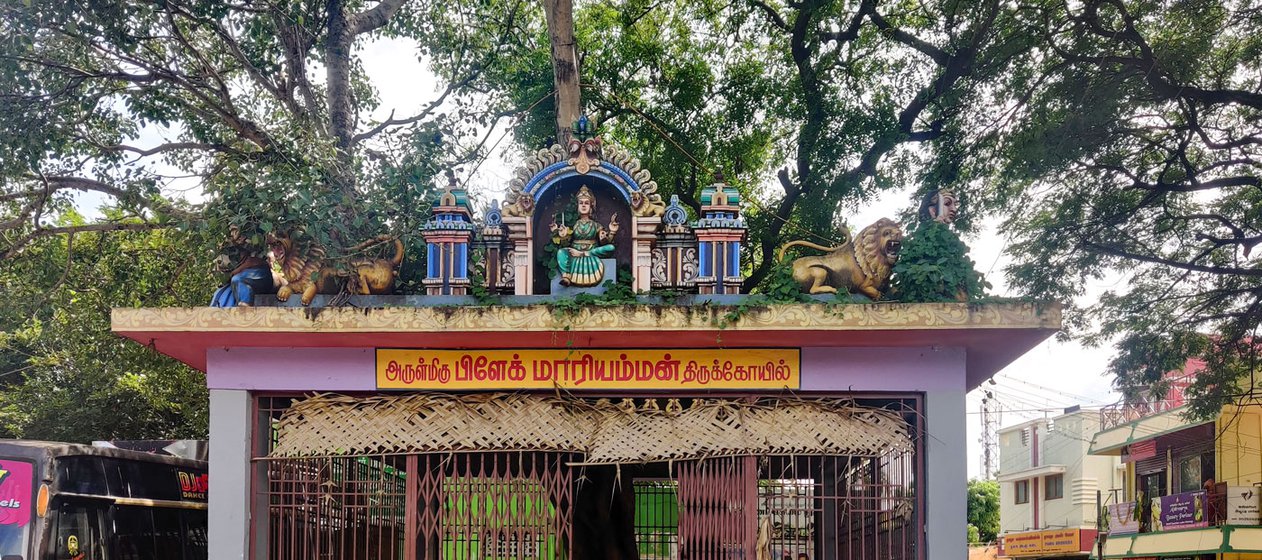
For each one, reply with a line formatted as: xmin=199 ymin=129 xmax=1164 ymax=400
xmin=0 ymin=458 xmax=33 ymax=557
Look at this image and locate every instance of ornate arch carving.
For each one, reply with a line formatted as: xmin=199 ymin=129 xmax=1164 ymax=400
xmin=501 ymin=142 xmax=666 ymax=218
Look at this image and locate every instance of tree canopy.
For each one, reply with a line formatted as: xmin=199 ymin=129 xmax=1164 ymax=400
xmin=977 ymin=0 xmax=1262 ymax=418
xmin=0 ymin=221 xmax=212 ymax=440
xmin=1 ymin=0 xmax=1259 ymax=440
xmin=967 ymin=479 xmax=1000 ymax=544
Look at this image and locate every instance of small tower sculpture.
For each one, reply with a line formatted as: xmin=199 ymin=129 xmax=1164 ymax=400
xmin=421 ymin=173 xmax=477 ymax=295
xmin=478 ymin=199 xmax=513 ymax=293
xmin=651 ymin=195 xmax=698 ymax=291
xmin=692 ymin=173 xmax=747 ymax=294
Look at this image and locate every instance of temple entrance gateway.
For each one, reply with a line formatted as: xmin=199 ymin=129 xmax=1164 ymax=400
xmin=112 ymin=132 xmax=1062 ymax=559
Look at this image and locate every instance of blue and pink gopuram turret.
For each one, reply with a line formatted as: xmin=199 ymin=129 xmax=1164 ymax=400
xmin=421 ymin=174 xmax=477 ymax=295
xmin=693 ymin=173 xmax=747 ymax=295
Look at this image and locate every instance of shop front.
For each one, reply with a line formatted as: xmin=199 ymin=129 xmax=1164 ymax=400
xmin=999 ymin=528 xmax=1098 ymax=559
xmin=1091 ymin=398 xmax=1262 ymax=560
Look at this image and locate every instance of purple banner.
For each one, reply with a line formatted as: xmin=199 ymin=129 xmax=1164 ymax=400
xmin=1154 ymin=491 xmax=1208 ymax=531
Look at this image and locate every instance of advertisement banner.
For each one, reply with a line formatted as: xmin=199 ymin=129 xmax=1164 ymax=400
xmin=376 ymin=348 xmax=800 ymax=390
xmin=1153 ymin=490 xmax=1208 ymax=531
xmin=1001 ymin=529 xmax=1080 ymax=556
xmin=0 ymin=459 xmax=33 ymax=527
xmin=1226 ymin=486 xmax=1261 ymax=525
xmin=1106 ymin=501 xmax=1140 ymax=535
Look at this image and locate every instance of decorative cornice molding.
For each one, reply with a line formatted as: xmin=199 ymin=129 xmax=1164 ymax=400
xmin=113 ymin=302 xmax=1062 ymax=334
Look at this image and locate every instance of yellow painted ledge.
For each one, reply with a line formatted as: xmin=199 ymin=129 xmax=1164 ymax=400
xmin=112 ymin=302 xmax=1062 ymax=334
xmin=1101 ymin=526 xmax=1262 ymax=557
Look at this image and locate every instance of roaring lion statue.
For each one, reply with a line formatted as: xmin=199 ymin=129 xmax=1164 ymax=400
xmin=777 ymin=218 xmax=903 ymax=299
xmin=269 ymin=232 xmax=405 ymax=306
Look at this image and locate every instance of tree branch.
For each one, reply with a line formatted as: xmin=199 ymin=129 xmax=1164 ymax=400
xmin=350 ymin=0 xmax=409 ymax=35
xmin=1084 ymin=241 xmax=1262 ymax=278
xmin=747 ymin=0 xmax=789 ymax=32
xmin=3 ymin=222 xmax=170 ymax=260
xmin=868 ymin=10 xmax=949 ymax=65
xmin=97 ymin=142 xmax=228 ymax=158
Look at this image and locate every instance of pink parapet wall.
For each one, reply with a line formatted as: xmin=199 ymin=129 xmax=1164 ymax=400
xmin=207 ymin=347 xmax=376 ymax=391
xmin=801 ymin=346 xmax=965 ymax=392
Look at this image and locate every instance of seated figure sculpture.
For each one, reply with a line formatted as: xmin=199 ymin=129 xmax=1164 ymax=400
xmin=210 ymin=226 xmax=276 ymax=307
xmin=550 ymin=185 xmax=619 ymax=286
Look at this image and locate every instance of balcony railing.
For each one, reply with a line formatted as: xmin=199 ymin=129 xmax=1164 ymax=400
xmin=1099 ymin=372 xmax=1196 ymax=430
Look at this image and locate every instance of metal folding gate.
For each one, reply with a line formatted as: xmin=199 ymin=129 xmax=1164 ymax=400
xmin=256 ymin=396 xmax=920 ymax=559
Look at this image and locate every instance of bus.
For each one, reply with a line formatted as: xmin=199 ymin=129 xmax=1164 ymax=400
xmin=0 ymin=440 xmax=208 ymax=560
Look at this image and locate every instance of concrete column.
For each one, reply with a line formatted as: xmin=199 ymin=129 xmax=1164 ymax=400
xmin=632 ymin=216 xmax=660 ymax=293
xmin=925 ymin=385 xmax=967 ymax=558
xmin=209 ymin=389 xmax=252 ymax=560
xmin=503 ymin=215 xmax=532 ymax=295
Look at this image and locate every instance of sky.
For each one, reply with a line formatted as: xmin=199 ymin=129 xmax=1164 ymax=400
xmin=114 ymin=35 xmax=1125 ymax=478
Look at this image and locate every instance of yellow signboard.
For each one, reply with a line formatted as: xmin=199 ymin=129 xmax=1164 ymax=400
xmin=1003 ymin=528 xmax=1080 ymax=556
xmin=376 ymin=348 xmax=800 ymax=390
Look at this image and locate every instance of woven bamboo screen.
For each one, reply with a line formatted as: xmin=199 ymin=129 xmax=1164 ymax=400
xmin=269 ymin=393 xmax=912 ymax=464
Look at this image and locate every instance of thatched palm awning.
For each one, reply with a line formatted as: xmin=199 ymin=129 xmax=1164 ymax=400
xmin=270 ymin=393 xmax=913 ymax=465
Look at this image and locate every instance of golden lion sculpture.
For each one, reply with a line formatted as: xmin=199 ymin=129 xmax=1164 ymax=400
xmin=269 ymin=232 xmax=404 ymax=306
xmin=777 ymin=218 xmax=903 ymax=299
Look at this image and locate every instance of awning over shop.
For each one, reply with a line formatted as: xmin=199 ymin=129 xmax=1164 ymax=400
xmin=268 ymin=393 xmax=914 ymax=464
xmin=1089 ymin=406 xmax=1213 ymax=456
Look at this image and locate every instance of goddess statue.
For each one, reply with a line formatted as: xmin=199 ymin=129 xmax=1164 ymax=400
xmin=918 ymin=189 xmax=959 ymax=224
xmin=550 ymin=185 xmax=619 ymax=286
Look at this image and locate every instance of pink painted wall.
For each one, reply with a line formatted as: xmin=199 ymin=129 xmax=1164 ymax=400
xmin=801 ymin=347 xmax=965 ymax=391
xmin=207 ymin=347 xmax=375 ymax=391
xmin=206 ymin=346 xmax=965 ymax=393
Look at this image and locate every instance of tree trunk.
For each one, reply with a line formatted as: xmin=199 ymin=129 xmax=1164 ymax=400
xmin=543 ymin=0 xmax=580 ymax=144
xmin=325 ymin=0 xmax=357 ymax=201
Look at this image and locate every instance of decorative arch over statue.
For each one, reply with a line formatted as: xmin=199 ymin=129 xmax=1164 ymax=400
xmin=499 ymin=140 xmax=665 ymax=295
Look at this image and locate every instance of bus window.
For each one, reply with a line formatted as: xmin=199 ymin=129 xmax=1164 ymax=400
xmin=109 ymin=506 xmax=155 ymax=560
xmin=180 ymin=511 xmax=207 ymax=560
xmin=0 ymin=459 xmax=34 ymax=559
xmin=150 ymin=509 xmax=180 ymax=559
xmin=110 ymin=506 xmax=205 ymax=560
xmin=50 ymin=503 xmax=104 ymax=560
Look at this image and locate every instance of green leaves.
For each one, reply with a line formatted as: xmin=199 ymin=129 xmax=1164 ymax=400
xmin=892 ymin=221 xmax=989 ymax=303
xmin=981 ymin=0 xmax=1262 ymax=415
xmin=967 ymin=479 xmax=1000 ymax=543
xmin=0 ymin=228 xmax=213 ymax=441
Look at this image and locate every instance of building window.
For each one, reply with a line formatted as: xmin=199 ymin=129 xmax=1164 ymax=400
xmin=1177 ymin=450 xmax=1215 ymax=493
xmin=1045 ymin=474 xmax=1064 ymax=500
xmin=1015 ymin=480 xmax=1029 ymax=504
xmin=1139 ymin=471 xmax=1166 ymax=498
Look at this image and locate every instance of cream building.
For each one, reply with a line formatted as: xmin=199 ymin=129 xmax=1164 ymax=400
xmin=996 ymin=407 xmax=1123 ymax=559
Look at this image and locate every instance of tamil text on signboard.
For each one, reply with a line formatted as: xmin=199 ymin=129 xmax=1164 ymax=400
xmin=1002 ymin=529 xmax=1080 ymax=556
xmin=376 ymin=348 xmax=800 ymax=390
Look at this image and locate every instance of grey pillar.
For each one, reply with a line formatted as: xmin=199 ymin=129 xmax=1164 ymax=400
xmin=925 ymin=386 xmax=967 ymax=558
xmin=209 ymin=389 xmax=252 ymax=560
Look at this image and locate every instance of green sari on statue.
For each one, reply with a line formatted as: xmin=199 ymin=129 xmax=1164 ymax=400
xmin=556 ymin=218 xmax=615 ymax=286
